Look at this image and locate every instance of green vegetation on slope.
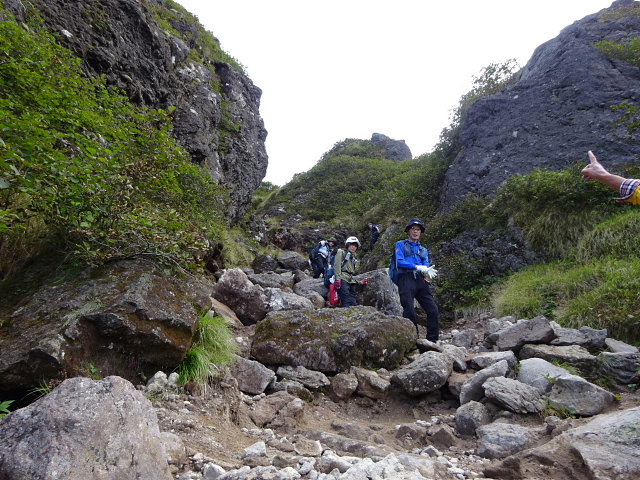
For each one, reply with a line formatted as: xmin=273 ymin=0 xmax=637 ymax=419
xmin=493 ymin=255 xmax=640 ymax=342
xmin=0 ymin=9 xmax=234 ymax=281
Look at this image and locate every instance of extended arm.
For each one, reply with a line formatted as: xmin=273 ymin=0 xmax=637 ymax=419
xmin=581 ymin=151 xmax=626 ymax=191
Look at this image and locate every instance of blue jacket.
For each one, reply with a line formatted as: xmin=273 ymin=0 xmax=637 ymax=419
xmin=395 ymin=240 xmax=430 ymax=273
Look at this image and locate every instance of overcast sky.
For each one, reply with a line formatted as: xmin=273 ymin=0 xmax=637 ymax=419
xmin=176 ymin=1 xmax=615 ymax=186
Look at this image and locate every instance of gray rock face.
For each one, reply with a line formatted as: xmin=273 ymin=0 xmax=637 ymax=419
xmin=476 ymin=422 xmax=541 ymax=459
xmin=605 ymin=337 xmax=640 ymax=353
xmin=548 ymin=374 xmax=616 ymax=416
xmin=264 ymin=288 xmax=315 ymax=312
xmin=330 ymin=373 xmax=358 ymax=401
xmin=276 ymin=365 xmax=330 ymax=389
xmin=27 ymin=0 xmax=267 ymax=221
xmin=248 ymin=272 xmax=295 ymax=290
xmin=351 ymin=366 xmax=391 ymax=399
xmin=516 ymin=357 xmax=573 ymax=393
xmin=550 ymin=323 xmax=608 ymax=349
xmin=597 ymin=352 xmax=640 ymax=384
xmin=354 ymin=269 xmax=403 ymax=317
xmin=455 ymin=401 xmax=490 ymax=436
xmin=470 ymin=350 xmax=517 ymax=370
xmin=519 ymin=344 xmax=599 ymax=380
xmin=439 ymin=2 xmax=640 ymax=212
xmin=482 ymin=376 xmax=545 ymax=414
xmin=0 ymin=376 xmax=172 ymax=480
xmin=276 ymin=251 xmax=310 ymax=271
xmin=231 ymin=356 xmax=276 ymax=395
xmin=459 ymin=359 xmax=510 ymax=405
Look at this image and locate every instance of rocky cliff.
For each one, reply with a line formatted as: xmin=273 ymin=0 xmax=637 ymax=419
xmin=6 ymin=0 xmax=268 ymax=221
xmin=440 ymin=0 xmax=640 ymax=212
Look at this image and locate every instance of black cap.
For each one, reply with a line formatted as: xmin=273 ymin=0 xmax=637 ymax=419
xmin=405 ymin=218 xmax=425 ymax=232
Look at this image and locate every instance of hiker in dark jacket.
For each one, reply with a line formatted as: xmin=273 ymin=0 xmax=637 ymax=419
xmin=333 ymin=236 xmax=368 ymax=307
xmin=309 ymin=237 xmax=336 ymax=279
xmin=395 ymin=218 xmax=439 ymax=341
xmin=368 ymin=222 xmax=381 ymax=249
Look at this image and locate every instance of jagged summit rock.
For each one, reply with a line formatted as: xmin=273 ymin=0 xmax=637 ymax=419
xmin=439 ymin=0 xmax=640 ymax=212
xmin=371 ymin=133 xmax=413 ymax=161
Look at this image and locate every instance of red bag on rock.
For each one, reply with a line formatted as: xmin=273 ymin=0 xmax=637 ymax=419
xmin=329 ymin=282 xmax=340 ymax=306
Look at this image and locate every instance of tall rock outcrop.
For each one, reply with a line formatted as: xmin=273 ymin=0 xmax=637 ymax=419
xmin=15 ymin=0 xmax=267 ymax=221
xmin=371 ymin=133 xmax=412 ymax=161
xmin=440 ymin=0 xmax=640 ymax=212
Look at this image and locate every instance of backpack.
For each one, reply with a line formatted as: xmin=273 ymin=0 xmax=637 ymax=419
xmin=309 ymin=240 xmax=329 ymax=261
xmin=324 ymin=251 xmax=347 ymax=288
xmin=328 ymin=283 xmax=340 ymax=306
xmin=388 ymin=240 xmax=428 ymax=285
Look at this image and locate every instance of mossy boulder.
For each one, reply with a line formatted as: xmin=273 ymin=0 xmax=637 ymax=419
xmin=251 ymin=306 xmax=416 ymax=373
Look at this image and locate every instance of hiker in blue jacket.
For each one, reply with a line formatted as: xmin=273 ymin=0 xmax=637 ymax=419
xmin=395 ymin=218 xmax=439 ymax=341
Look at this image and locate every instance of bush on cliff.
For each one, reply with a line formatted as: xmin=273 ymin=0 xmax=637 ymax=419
xmin=0 ymin=16 xmax=229 ymax=280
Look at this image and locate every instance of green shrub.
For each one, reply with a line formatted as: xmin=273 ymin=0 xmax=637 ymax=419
xmin=599 ymin=4 xmax=640 ymax=22
xmin=594 ymin=37 xmax=640 ymax=69
xmin=573 ymin=210 xmax=640 ymax=261
xmin=155 ymin=1 xmax=244 ymax=72
xmin=0 ymin=399 xmax=13 ymax=418
xmin=489 ymin=165 xmax=619 ymax=258
xmin=493 ymin=257 xmax=640 ymax=343
xmin=611 ymin=101 xmax=640 ymax=137
xmin=450 ymin=59 xmax=521 ymax=131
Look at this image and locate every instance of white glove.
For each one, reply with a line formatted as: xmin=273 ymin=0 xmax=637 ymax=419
xmin=426 ymin=266 xmax=438 ymax=278
xmin=415 ymin=265 xmax=429 ymax=274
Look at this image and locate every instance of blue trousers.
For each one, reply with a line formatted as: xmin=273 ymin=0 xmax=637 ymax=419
xmin=397 ymin=273 xmax=439 ymax=341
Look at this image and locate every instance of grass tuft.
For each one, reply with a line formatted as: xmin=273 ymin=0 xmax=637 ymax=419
xmin=176 ymin=313 xmax=239 ymax=391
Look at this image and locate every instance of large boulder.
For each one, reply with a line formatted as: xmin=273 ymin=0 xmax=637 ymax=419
xmin=0 ymin=259 xmax=202 ymax=396
xmin=485 ymin=315 xmax=556 ymax=352
xmin=355 ymin=269 xmax=403 ymax=317
xmin=276 ymin=251 xmax=310 ymax=271
xmin=251 ymin=306 xmax=416 ymax=373
xmin=390 ymin=351 xmax=454 ymax=396
xmin=211 ymin=268 xmax=268 ymax=325
xmin=490 ymin=406 xmax=640 ymax=480
xmin=0 ymin=376 xmax=173 ymax=480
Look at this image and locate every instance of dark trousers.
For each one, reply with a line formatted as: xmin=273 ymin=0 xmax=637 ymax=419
xmin=338 ymin=282 xmax=357 ymax=307
xmin=311 ymin=256 xmax=327 ymax=278
xmin=398 ymin=273 xmax=439 ymax=341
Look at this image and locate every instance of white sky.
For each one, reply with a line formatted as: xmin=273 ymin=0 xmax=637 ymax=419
xmin=176 ymin=1 xmax=615 ymax=186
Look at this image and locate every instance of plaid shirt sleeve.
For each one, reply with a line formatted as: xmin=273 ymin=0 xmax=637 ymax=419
xmin=614 ymin=179 xmax=640 ymax=204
